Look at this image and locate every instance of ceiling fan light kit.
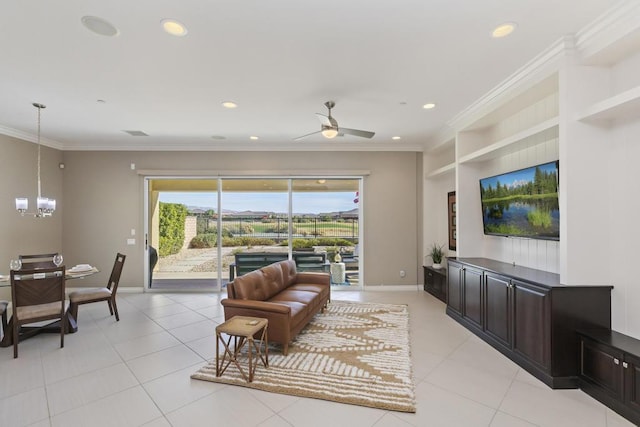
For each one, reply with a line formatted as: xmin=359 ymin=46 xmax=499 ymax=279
xmin=295 ymin=101 xmax=375 ymax=141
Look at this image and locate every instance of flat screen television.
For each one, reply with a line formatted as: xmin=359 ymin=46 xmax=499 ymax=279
xmin=479 ymin=161 xmax=559 ymax=241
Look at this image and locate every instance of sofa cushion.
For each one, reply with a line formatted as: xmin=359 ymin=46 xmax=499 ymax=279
xmin=280 ymin=259 xmax=298 ymax=286
xmin=270 ymin=289 xmax=318 ymax=306
xmin=231 ymin=269 xmax=270 ymax=301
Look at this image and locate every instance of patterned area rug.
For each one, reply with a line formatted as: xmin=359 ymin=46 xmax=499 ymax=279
xmin=191 ymin=301 xmax=416 ymax=412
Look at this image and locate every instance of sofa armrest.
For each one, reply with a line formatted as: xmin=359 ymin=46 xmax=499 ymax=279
xmin=221 ymin=298 xmax=291 ymax=314
xmin=295 ymin=271 xmax=330 ymax=286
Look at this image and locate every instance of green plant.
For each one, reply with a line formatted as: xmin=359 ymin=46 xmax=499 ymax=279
xmin=159 ymin=202 xmax=188 ymax=256
xmin=429 ymin=243 xmax=445 ymax=264
xmin=189 ymin=233 xmax=217 ymax=248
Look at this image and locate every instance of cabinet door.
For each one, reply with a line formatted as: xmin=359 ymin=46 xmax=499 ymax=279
xmin=581 ymin=337 xmax=624 ymax=400
xmin=484 ymin=273 xmax=511 ymax=348
xmin=462 ymin=267 xmax=483 ymax=329
xmin=512 ymin=280 xmax=550 ymax=369
xmin=447 ymin=262 xmax=462 ymax=314
xmin=624 ymin=352 xmax=640 ymax=413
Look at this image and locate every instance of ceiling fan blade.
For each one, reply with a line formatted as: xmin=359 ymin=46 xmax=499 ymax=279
xmin=315 ymin=113 xmax=333 ymax=127
xmin=339 ymin=127 xmax=375 ymax=139
xmin=293 ymin=130 xmax=322 ymax=141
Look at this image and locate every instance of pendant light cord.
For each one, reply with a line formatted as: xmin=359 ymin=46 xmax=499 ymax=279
xmin=37 ymin=104 xmax=42 ymax=199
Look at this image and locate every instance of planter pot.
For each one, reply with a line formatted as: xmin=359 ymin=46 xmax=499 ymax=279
xmin=432 ymin=263 xmax=442 ymax=269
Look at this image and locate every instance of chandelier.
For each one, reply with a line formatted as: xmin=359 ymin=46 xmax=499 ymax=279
xmin=15 ymin=103 xmax=56 ymax=217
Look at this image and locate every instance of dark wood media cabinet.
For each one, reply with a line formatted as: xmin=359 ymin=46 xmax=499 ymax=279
xmin=423 ymin=266 xmax=446 ymax=302
xmin=446 ymin=258 xmax=613 ymax=389
xmin=577 ymin=329 xmax=640 ymax=425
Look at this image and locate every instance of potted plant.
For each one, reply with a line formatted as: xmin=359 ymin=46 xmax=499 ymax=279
xmin=429 ymin=243 xmax=445 ymax=269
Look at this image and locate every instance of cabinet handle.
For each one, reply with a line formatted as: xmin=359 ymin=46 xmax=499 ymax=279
xmin=623 ymin=362 xmax=629 ymax=369
xmin=614 ymin=358 xmax=620 ymax=365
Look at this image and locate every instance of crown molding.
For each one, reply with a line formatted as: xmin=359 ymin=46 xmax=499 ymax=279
xmin=446 ymin=37 xmax=568 ymax=133
xmin=0 ymin=125 xmax=64 ymax=150
xmin=575 ymin=0 xmax=640 ymax=65
xmin=59 ymin=141 xmax=425 ymax=152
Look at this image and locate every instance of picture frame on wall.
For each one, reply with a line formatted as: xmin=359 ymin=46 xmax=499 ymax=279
xmin=448 ymin=191 xmax=456 ymax=251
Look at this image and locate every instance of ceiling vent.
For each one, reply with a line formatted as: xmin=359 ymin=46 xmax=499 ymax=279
xmin=123 ymin=130 xmax=149 ymax=136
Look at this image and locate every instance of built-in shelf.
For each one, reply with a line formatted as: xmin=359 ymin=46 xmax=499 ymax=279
xmin=576 ymin=85 xmax=640 ymax=123
xmin=458 ymin=116 xmax=559 ymax=164
xmin=425 ymin=162 xmax=455 ymax=179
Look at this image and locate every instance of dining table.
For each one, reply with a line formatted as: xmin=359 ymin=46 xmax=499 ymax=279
xmin=0 ymin=265 xmax=99 ymax=347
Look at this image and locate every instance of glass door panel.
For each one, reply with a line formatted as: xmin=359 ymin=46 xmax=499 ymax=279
xmin=292 ymin=179 xmax=360 ymax=287
xmin=220 ymin=179 xmax=289 ymax=283
xmin=147 ymin=178 xmax=220 ymax=291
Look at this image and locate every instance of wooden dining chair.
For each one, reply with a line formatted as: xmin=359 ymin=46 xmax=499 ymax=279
xmin=10 ymin=266 xmax=67 ymax=358
xmin=19 ymin=253 xmax=59 ymax=270
xmin=69 ymin=253 xmax=126 ymax=322
xmin=0 ymin=300 xmax=8 ymax=340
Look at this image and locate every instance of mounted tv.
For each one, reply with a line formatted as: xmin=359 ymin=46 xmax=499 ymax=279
xmin=479 ymin=161 xmax=559 ymax=241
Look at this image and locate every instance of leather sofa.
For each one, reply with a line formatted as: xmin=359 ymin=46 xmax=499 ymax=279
xmin=221 ymin=259 xmax=330 ymax=355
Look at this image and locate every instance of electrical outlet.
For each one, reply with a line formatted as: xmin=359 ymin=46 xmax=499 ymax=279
xmin=400 ymin=270 xmax=406 ymax=278
xmin=127 ymin=238 xmax=136 ymax=245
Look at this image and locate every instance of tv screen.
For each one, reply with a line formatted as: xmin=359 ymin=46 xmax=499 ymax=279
xmin=479 ymin=161 xmax=559 ymax=241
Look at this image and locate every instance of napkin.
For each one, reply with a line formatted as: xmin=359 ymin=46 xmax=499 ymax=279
xmin=69 ymin=264 xmax=93 ymax=273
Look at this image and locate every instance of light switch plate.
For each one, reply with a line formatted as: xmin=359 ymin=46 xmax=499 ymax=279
xmin=127 ymin=238 xmax=136 ymax=245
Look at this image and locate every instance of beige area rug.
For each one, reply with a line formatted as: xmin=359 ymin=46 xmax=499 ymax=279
xmin=191 ymin=301 xmax=416 ymax=413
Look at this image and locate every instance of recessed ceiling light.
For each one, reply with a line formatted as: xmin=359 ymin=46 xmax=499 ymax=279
xmin=222 ymin=101 xmax=238 ymax=109
xmin=317 ymin=179 xmax=326 ymax=184
xmin=492 ymin=22 xmax=517 ymax=38
xmin=210 ymin=135 xmax=226 ymax=140
xmin=422 ymin=103 xmax=436 ymax=109
xmin=250 ymin=136 xmax=259 ymax=140
xmin=392 ymin=136 xmax=401 ymax=140
xmin=161 ymin=19 xmax=188 ymax=37
xmin=81 ymin=16 xmax=119 ymax=37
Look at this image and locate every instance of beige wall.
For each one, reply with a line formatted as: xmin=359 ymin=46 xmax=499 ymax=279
xmin=0 ymin=135 xmax=63 ymax=299
xmin=58 ymin=150 xmax=421 ymax=289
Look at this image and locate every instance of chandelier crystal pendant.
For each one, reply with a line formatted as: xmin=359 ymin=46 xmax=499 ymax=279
xmin=15 ymin=103 xmax=56 ymax=217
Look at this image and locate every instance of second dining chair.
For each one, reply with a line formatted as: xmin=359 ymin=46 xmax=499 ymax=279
xmin=10 ymin=266 xmax=67 ymax=358
xmin=69 ymin=253 xmax=126 ymax=323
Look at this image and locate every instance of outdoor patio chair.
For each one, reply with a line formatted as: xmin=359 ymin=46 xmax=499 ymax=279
xmin=68 ymin=253 xmax=126 ymax=322
xmin=11 ymin=266 xmax=67 ymax=358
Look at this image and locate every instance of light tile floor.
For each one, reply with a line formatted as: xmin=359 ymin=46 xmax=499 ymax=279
xmin=0 ymin=290 xmax=635 ymax=427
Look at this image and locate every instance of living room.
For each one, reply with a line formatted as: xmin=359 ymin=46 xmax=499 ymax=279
xmin=2 ymin=1 xmax=640 ymax=426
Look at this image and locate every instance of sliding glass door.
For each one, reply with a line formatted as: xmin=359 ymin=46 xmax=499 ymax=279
xmin=145 ymin=176 xmax=362 ymax=291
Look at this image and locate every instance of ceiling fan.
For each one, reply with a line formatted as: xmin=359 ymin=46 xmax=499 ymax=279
xmin=294 ymin=101 xmax=375 ymax=141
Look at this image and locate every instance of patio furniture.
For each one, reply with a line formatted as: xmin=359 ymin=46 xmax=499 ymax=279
xmin=229 ymin=252 xmax=329 ymax=281
xmin=222 ymin=259 xmax=330 ymax=355
xmin=68 ymin=253 xmax=125 ymax=323
xmin=229 ymin=252 xmax=288 ymax=281
xmin=10 ymin=266 xmax=67 ymax=358
xmin=216 ymin=316 xmax=269 ymax=382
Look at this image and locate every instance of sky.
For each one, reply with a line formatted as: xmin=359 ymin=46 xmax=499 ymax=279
xmin=480 ymin=161 xmax=558 ymax=190
xmin=158 ymin=191 xmax=359 ymax=214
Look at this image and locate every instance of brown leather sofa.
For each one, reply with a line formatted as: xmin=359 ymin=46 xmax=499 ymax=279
xmin=221 ymin=259 xmax=330 ymax=355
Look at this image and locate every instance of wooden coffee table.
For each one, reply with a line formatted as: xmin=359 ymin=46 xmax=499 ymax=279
xmin=216 ymin=316 xmax=268 ymax=382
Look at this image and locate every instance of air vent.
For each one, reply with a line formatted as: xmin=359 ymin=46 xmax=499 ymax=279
xmin=123 ymin=130 xmax=149 ymax=136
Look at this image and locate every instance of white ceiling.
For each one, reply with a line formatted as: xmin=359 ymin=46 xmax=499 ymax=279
xmin=0 ymin=0 xmax=620 ymax=151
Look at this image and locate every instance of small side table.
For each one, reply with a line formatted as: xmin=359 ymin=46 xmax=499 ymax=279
xmin=330 ymin=262 xmax=346 ymax=284
xmin=216 ymin=316 xmax=269 ymax=382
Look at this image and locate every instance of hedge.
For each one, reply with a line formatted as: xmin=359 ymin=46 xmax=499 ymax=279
xmin=159 ymin=202 xmax=188 ymax=256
